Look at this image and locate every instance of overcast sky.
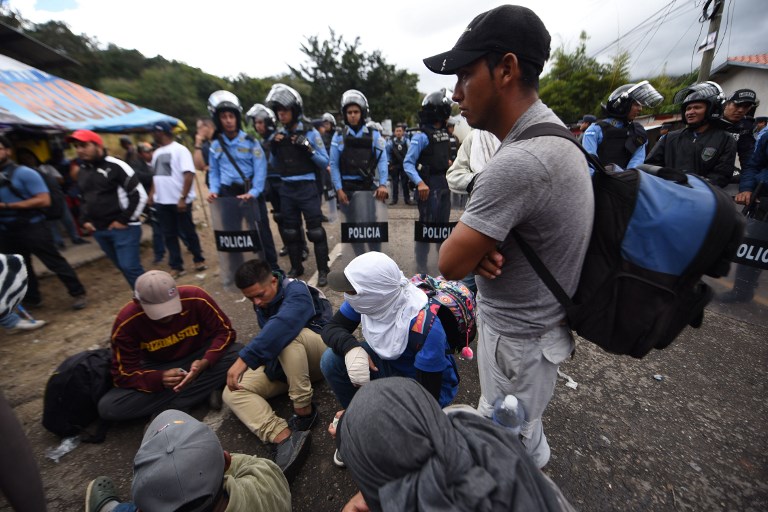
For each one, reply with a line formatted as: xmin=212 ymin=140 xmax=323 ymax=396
xmin=9 ymin=0 xmax=767 ymax=103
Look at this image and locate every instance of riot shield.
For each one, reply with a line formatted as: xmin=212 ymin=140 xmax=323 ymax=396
xmin=405 ymin=179 xmax=464 ymax=278
xmin=338 ymin=190 xmax=389 ymax=268
xmin=705 ymin=202 xmax=768 ymax=327
xmin=210 ymin=196 xmax=266 ymax=290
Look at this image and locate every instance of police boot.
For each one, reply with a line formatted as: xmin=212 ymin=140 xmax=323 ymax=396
xmin=286 ymin=244 xmax=305 ymax=278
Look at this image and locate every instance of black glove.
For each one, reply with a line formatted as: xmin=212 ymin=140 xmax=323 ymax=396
xmin=292 ymin=135 xmax=315 ymax=154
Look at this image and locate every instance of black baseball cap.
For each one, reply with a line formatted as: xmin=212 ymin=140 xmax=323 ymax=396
xmin=728 ymin=89 xmax=757 ymax=104
xmin=423 ymin=5 xmax=551 ymax=76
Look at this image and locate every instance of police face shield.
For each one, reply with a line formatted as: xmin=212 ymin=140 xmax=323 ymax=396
xmin=707 ymin=190 xmax=768 ymax=327
xmin=210 ymin=197 xmax=268 ymax=291
xmin=626 ymin=81 xmax=664 ymax=108
xmin=673 ymin=81 xmax=724 ymax=105
xmin=265 ymin=84 xmax=303 ymax=113
xmin=207 ymin=90 xmax=241 ymax=117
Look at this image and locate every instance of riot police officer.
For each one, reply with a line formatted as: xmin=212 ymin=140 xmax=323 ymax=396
xmin=403 ymin=89 xmax=454 ymax=271
xmin=582 ymin=80 xmax=663 ymax=170
xmin=246 ymin=103 xmax=309 ymax=263
xmin=207 ymin=91 xmax=279 ymax=271
xmin=646 ymin=81 xmax=737 ymax=188
xmin=330 ymin=89 xmax=389 ymax=256
xmin=386 ymin=123 xmax=411 ymax=205
xmin=266 ymin=84 xmax=331 ymax=286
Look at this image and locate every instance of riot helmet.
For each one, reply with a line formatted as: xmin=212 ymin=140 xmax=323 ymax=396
xmin=246 ymin=103 xmax=277 ymax=135
xmin=673 ymin=81 xmax=726 ymax=126
xmin=207 ymin=90 xmax=242 ymax=132
xmin=602 ymin=80 xmax=663 ymax=119
xmin=418 ymin=89 xmax=454 ymax=125
xmin=340 ymin=89 xmax=369 ymax=120
xmin=322 ymin=112 xmax=336 ymax=128
xmin=265 ymin=83 xmax=303 ymax=122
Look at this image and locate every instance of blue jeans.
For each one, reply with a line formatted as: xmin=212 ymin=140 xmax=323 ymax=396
xmin=93 ymin=225 xmax=145 ymax=289
xmin=320 ymin=344 xmax=398 ymax=409
xmin=154 ymin=204 xmax=205 ymax=271
xmin=0 ymin=312 xmax=19 ymax=329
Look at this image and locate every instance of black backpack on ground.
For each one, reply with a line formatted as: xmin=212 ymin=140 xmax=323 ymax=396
xmin=1 ymin=163 xmax=67 ymax=220
xmin=512 ymin=123 xmax=744 ymax=358
xmin=42 ymin=348 xmax=113 ymax=442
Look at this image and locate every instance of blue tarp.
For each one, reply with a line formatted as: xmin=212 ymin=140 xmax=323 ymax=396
xmin=0 ymin=54 xmax=180 ymax=132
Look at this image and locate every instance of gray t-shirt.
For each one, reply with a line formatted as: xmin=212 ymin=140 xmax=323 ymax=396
xmin=461 ymin=100 xmax=594 ymax=335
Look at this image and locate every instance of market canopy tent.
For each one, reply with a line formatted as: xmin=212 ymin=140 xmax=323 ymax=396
xmin=0 ymin=53 xmax=181 ymax=132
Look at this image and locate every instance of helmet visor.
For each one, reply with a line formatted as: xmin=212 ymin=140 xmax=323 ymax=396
xmin=627 ymin=81 xmax=664 ymax=108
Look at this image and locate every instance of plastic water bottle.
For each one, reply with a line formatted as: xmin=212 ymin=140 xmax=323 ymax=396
xmin=492 ymin=395 xmax=525 ymax=435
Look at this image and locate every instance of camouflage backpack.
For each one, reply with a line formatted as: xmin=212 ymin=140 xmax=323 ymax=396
xmin=409 ymin=274 xmax=477 ymax=353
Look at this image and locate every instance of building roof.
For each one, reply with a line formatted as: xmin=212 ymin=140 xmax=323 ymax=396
xmin=711 ymin=54 xmax=768 ymax=76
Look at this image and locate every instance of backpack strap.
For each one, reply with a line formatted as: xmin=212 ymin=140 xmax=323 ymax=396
xmin=508 ymin=123 xmax=606 ymax=311
xmin=409 ymin=300 xmax=440 ymax=352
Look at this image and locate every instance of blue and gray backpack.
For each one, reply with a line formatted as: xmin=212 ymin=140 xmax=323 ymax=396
xmin=512 ymin=123 xmax=744 ymax=358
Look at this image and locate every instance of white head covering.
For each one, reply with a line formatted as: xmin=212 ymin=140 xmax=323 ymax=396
xmin=343 ymin=252 xmax=428 ymax=360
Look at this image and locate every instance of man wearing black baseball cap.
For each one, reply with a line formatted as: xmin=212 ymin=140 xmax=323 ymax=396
xmin=431 ymin=5 xmax=594 ymax=469
xmin=721 ymin=88 xmax=760 ymax=169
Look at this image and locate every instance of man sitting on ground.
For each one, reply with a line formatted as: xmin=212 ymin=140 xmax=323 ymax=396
xmin=85 ymin=409 xmax=291 ymax=512
xmin=98 ymin=270 xmax=240 ymax=422
xmin=223 ymin=259 xmax=330 ymax=481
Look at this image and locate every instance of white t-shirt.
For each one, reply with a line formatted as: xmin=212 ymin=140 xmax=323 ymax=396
xmin=151 ymin=141 xmax=196 ymax=205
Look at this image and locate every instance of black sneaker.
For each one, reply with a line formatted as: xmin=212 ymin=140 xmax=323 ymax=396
xmin=279 ymin=246 xmax=288 ymax=257
xmin=273 ymin=431 xmax=311 ymax=483
xmin=208 ymin=388 xmax=223 ymax=411
xmin=301 ymin=246 xmax=309 ymax=261
xmin=287 ymin=403 xmax=318 ymax=432
xmin=287 ymin=266 xmax=304 ymax=278
xmin=317 ymin=270 xmax=328 ymax=287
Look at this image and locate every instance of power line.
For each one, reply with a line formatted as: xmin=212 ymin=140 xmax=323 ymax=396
xmin=589 ymin=2 xmax=695 ymax=58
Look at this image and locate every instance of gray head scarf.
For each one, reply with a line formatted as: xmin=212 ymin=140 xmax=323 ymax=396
xmin=338 ymin=377 xmax=572 ymax=512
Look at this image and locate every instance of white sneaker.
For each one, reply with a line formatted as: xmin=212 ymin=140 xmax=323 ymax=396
xmin=333 ymin=449 xmax=345 ymax=468
xmin=8 ymin=319 xmax=47 ymax=334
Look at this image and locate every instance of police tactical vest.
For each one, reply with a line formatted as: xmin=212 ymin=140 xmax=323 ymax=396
xmin=260 ymin=139 xmax=279 ymax=178
xmin=596 ymin=121 xmax=647 ymax=169
xmin=340 ymin=128 xmax=375 ymax=184
xmin=418 ymin=127 xmax=451 ymax=175
xmin=390 ymin=138 xmax=407 ymax=167
xmin=273 ymin=130 xmax=316 ymax=178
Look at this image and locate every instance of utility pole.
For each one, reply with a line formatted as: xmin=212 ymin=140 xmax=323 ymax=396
xmin=697 ymin=0 xmax=725 ymax=82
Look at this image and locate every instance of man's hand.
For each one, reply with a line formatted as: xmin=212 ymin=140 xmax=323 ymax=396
xmin=417 ymin=181 xmax=430 ymax=201
xmin=173 ymin=358 xmax=209 ymax=392
xmin=291 ymin=134 xmax=314 ymax=154
xmin=226 ymin=357 xmax=248 ymax=391
xmin=162 ymin=368 xmax=187 ymax=389
xmin=474 ymin=250 xmax=505 ymax=279
xmin=236 ymin=193 xmax=254 ymax=202
xmin=327 ymin=409 xmax=345 ymax=440
xmin=82 ymin=222 xmax=96 ymax=234
xmin=207 ymin=192 xmax=218 ymax=203
xmin=273 ymin=133 xmax=285 ymax=143
xmin=337 ymin=189 xmax=349 ymax=206
xmin=344 ymin=346 xmax=373 ymax=387
xmin=374 ymin=185 xmax=388 ymax=202
xmin=341 ymin=492 xmax=370 ymax=512
xmin=107 ymin=220 xmax=127 ymax=230
xmin=177 ymin=198 xmax=188 ymax=213
xmin=735 ymin=191 xmax=752 ymax=205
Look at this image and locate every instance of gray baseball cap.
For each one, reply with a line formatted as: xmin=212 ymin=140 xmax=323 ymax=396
xmin=132 ymin=410 xmax=225 ymax=512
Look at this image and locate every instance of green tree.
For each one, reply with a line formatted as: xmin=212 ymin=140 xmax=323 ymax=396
xmin=290 ymin=29 xmax=421 ymax=124
xmin=540 ymin=32 xmax=631 ymax=123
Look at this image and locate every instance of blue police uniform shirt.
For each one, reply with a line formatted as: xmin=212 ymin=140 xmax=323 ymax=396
xmin=268 ymin=121 xmax=329 ymax=182
xmin=339 ymin=301 xmax=459 ymax=407
xmin=582 ymin=118 xmax=647 ymax=172
xmin=208 ymin=130 xmax=266 ymax=197
xmin=0 ymin=164 xmax=48 ymax=225
xmin=330 ymin=126 xmax=389 ymax=191
xmin=403 ymin=131 xmax=431 ymax=186
xmin=740 ymin=126 xmax=768 ymax=193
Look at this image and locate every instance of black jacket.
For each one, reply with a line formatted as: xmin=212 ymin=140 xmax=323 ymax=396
xmin=645 ymin=126 xmax=737 ymax=188
xmin=77 ymin=155 xmax=147 ymax=230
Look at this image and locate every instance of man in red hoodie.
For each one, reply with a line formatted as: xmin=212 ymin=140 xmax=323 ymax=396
xmin=98 ymin=270 xmax=240 ymax=421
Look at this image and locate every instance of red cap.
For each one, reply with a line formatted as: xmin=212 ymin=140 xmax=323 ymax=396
xmin=65 ymin=130 xmax=103 ymax=146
